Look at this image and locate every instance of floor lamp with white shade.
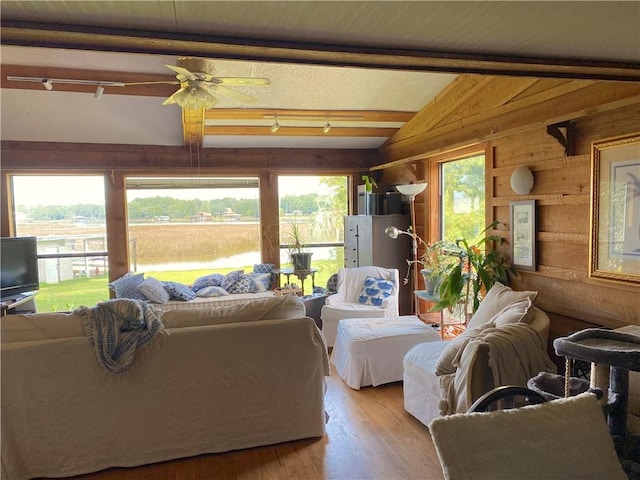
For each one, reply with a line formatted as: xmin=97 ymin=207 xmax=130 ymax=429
xmin=385 ymin=182 xmax=427 ymax=314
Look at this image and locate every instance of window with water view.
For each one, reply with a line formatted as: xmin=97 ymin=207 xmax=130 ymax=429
xmin=10 ymin=174 xmax=348 ymax=312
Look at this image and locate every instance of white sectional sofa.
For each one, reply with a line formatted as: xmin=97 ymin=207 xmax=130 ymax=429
xmin=1 ymin=295 xmax=329 ymax=479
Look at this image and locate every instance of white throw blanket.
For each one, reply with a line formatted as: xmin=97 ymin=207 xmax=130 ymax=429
xmin=75 ymin=299 xmax=165 ymax=374
xmin=439 ymin=322 xmax=557 ymax=415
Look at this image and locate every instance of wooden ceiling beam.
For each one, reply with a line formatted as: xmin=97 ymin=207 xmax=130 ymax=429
xmin=204 ymin=126 xmax=398 ymax=137
xmin=2 ymin=23 xmax=639 ymax=81
xmin=205 ymin=109 xmax=414 ymax=122
xmin=183 ymin=107 xmax=205 ymax=149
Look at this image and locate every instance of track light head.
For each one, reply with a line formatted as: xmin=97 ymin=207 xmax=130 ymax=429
xmin=323 ymin=119 xmax=331 ymax=134
xmin=94 ymin=85 xmax=104 ymax=99
xmin=271 ymin=117 xmax=280 ymax=133
xmin=41 ymin=79 xmax=53 ymax=91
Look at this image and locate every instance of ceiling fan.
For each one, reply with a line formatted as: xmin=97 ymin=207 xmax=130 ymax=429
xmin=6 ymin=57 xmax=271 ymax=109
xmin=160 ymin=57 xmax=271 ymax=109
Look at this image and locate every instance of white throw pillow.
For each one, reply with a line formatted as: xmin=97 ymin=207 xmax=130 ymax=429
xmin=435 ymin=321 xmax=496 ymax=375
xmin=161 ymin=295 xmax=305 ymax=329
xmin=196 ymin=286 xmax=229 ymax=297
xmin=138 ymin=276 xmax=170 ymax=304
xmin=491 ymin=297 xmax=534 ymax=327
xmin=466 ymin=282 xmax=537 ymax=330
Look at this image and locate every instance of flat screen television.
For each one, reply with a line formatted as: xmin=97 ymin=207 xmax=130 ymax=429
xmin=1 ymin=236 xmax=40 ymax=301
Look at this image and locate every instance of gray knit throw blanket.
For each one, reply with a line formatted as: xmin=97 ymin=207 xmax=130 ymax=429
xmin=75 ymin=299 xmax=164 ymax=374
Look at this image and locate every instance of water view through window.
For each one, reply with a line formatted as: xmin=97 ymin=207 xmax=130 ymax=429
xmin=9 ymin=175 xmax=348 ymax=311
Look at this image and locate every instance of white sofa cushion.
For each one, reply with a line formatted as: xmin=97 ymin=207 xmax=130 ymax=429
xmin=466 ymin=282 xmax=537 ymax=330
xmin=1 ymin=312 xmax=85 ymax=343
xmin=404 ymin=341 xmax=449 ymax=378
xmin=160 ymin=294 xmax=306 ymax=329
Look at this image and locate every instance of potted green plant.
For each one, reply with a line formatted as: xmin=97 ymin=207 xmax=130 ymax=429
xmin=400 ymin=232 xmax=459 ymax=297
xmin=431 ymin=221 xmax=511 ymax=321
xmin=285 ymin=222 xmax=313 ymax=272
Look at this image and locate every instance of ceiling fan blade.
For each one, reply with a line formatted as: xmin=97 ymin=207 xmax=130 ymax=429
xmin=161 ymin=86 xmax=188 ymax=105
xmin=212 ymin=77 xmax=271 ymax=86
xmin=165 ymin=64 xmax=198 ymax=81
xmin=209 ymin=84 xmax=257 ymax=104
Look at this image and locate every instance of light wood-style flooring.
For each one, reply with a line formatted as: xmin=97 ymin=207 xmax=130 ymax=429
xmin=70 ymin=367 xmax=445 ymax=480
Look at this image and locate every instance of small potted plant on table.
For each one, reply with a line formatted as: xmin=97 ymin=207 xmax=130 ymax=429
xmin=286 ymin=222 xmax=313 ymax=272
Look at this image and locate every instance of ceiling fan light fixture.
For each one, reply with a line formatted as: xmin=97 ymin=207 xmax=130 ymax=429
xmin=323 ymin=119 xmax=331 ymax=134
xmin=41 ymin=79 xmax=53 ymax=90
xmin=94 ymin=84 xmax=104 ymax=99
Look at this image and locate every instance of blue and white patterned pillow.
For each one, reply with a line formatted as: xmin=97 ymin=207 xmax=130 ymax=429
xmin=220 ymin=270 xmax=244 ymax=290
xmin=163 ymin=281 xmax=197 ymax=301
xmin=192 ymin=273 xmax=224 ymax=292
xmin=253 ymin=263 xmax=276 ymax=289
xmin=253 ymin=263 xmax=275 ymax=274
xmin=226 ymin=274 xmax=255 ymax=294
xmin=325 ymin=273 xmax=339 ymax=295
xmin=108 ymin=272 xmax=148 ymax=300
xmin=358 ymin=276 xmax=395 ymax=306
xmin=251 ymin=272 xmax=272 ymax=292
xmin=138 ymin=276 xmax=170 ymax=304
xmin=196 ymin=286 xmax=229 ymax=297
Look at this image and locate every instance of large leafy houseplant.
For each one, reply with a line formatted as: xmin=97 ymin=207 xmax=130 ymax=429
xmin=430 ymin=221 xmax=511 ymax=319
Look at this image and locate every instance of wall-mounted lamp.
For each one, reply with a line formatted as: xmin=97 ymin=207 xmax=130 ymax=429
xmin=510 ymin=166 xmax=535 ymax=195
xmin=271 ymin=117 xmax=280 ymax=133
xmin=94 ymin=84 xmax=104 ymax=99
xmin=323 ymin=119 xmax=331 ymax=134
xmin=41 ymin=79 xmax=53 ymax=91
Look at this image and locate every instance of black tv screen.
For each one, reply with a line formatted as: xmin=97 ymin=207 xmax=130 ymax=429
xmin=1 ymin=236 xmax=40 ymax=300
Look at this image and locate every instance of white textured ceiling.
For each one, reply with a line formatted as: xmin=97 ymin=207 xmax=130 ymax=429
xmin=1 ymin=1 xmax=638 ymax=149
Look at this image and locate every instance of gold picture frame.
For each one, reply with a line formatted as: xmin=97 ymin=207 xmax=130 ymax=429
xmin=590 ymin=133 xmax=640 ymax=284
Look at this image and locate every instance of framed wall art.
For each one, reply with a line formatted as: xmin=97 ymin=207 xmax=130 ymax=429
xmin=510 ymin=200 xmax=536 ymax=271
xmin=590 ymin=133 xmax=640 ymax=284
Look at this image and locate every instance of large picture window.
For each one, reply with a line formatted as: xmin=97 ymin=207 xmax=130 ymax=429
xmin=440 ymin=154 xmax=486 ymax=242
xmin=278 ymin=175 xmax=348 ymax=292
xmin=11 ymin=175 xmax=109 ymax=312
xmin=125 ymin=177 xmax=261 ymax=284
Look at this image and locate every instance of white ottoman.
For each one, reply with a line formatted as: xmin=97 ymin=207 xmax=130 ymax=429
xmin=330 ymin=315 xmax=441 ymax=390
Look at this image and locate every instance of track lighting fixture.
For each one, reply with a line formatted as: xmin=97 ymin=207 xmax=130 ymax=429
xmin=323 ymin=118 xmax=332 ymax=134
xmin=271 ymin=117 xmax=280 ymax=133
xmin=41 ymin=79 xmax=53 ymax=91
xmin=94 ymin=84 xmax=104 ymax=99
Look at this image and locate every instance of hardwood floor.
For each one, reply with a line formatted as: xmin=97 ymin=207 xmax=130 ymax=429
xmin=70 ymin=367 xmax=445 ymax=480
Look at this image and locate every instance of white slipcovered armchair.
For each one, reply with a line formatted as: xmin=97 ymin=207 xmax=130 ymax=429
xmin=320 ymin=266 xmax=400 ymax=347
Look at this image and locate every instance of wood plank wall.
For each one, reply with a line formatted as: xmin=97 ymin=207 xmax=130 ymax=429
xmin=379 ymin=96 xmax=640 ymax=339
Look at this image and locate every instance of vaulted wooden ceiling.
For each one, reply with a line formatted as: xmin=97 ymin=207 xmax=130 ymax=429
xmin=1 ymin=1 xmax=638 ymax=156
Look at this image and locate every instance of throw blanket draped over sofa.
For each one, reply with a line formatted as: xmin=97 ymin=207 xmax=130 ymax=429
xmin=1 ymin=295 xmax=329 ymax=479
xmin=439 ymin=322 xmax=557 ymax=416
